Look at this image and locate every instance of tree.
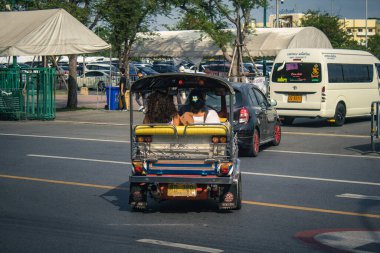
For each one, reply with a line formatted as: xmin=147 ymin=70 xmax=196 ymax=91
xmin=169 ymin=0 xmax=267 ymax=79
xmin=97 ymin=0 xmax=169 ymax=75
xmin=368 ymin=34 xmax=380 ymax=59
xmin=300 ymin=10 xmax=359 ymax=49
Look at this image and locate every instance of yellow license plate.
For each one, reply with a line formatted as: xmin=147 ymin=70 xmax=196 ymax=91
xmin=288 ymin=95 xmax=302 ymax=103
xmin=167 ymin=184 xmax=197 ymax=197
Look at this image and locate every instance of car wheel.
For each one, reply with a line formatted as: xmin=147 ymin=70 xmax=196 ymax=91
xmin=247 ymin=128 xmax=260 ymax=157
xmin=333 ymin=103 xmax=346 ymax=126
xmin=282 ymin=116 xmax=294 ymax=125
xmin=272 ymin=122 xmax=281 ymax=146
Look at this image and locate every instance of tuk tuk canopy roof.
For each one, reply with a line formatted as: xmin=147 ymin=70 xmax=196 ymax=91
xmin=131 ymin=27 xmax=332 ymax=58
xmin=0 ymin=9 xmax=110 ymax=56
xmin=131 ymin=73 xmax=235 ymax=94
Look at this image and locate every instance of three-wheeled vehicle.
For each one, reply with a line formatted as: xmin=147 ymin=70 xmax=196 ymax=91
xmin=128 ymin=73 xmax=241 ymax=211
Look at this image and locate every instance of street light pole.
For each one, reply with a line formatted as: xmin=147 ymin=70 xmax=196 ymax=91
xmin=276 ymin=0 xmax=279 ymax=28
xmin=365 ymin=0 xmax=368 ymax=48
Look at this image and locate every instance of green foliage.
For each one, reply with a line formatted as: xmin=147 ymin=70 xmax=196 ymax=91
xmin=300 ymin=10 xmax=358 ymax=49
xmin=368 ymin=34 xmax=380 ymax=59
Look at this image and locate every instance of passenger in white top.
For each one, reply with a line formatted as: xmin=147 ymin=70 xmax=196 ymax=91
xmin=180 ymin=89 xmax=220 ymax=125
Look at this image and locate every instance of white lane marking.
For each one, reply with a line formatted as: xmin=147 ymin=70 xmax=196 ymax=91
xmin=0 ymin=133 xmax=130 ymax=143
xmin=263 ymin=149 xmax=380 ymax=159
xmin=336 ymin=193 xmax=380 ymax=201
xmin=54 ymin=120 xmax=129 ymax=126
xmin=137 ymin=239 xmax=223 ymax=253
xmin=242 ymin=172 xmax=380 ymax=187
xmin=283 ymin=131 xmax=367 ymax=139
xmin=108 ymin=224 xmax=197 ymax=227
xmin=27 ymin=154 xmax=131 ymax=165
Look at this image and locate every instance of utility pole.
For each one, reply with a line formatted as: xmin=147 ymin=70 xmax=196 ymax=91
xmin=365 ymin=0 xmax=368 ymax=48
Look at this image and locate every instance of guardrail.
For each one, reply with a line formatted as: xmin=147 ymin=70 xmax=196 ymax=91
xmin=371 ymin=101 xmax=380 ymax=152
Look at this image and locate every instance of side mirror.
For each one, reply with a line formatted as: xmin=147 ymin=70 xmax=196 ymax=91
xmin=269 ymin=99 xmax=277 ymax=107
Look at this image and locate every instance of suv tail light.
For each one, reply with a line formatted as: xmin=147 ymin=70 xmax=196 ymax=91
xmin=219 ymin=162 xmax=232 ymax=176
xmin=239 ymin=107 xmax=249 ymax=124
xmin=132 ymin=161 xmax=144 ymax=175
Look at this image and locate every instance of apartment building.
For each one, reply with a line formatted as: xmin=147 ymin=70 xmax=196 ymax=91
xmin=253 ymin=13 xmax=380 ymax=45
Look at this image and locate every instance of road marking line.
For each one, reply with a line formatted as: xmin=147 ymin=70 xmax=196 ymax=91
xmin=54 ymin=120 xmax=129 ymax=126
xmin=242 ymin=201 xmax=380 ymax=219
xmin=27 ymin=154 xmax=131 ymax=165
xmin=336 ymin=193 xmax=380 ymax=201
xmin=242 ymin=172 xmax=380 ymax=186
xmin=0 ymin=133 xmax=130 ymax=143
xmin=0 ymin=173 xmax=379 ymax=219
xmin=263 ymin=149 xmax=380 ymax=159
xmin=137 ymin=239 xmax=223 ymax=253
xmin=0 ymin=174 xmax=128 ymax=191
xmin=108 ymin=224 xmax=196 ymax=227
xmin=282 ymin=131 xmax=368 ymax=139
xmin=27 ymin=154 xmax=380 ymax=187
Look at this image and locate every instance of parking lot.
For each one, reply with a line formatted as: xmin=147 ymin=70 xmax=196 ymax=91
xmin=0 ymin=109 xmax=379 ymax=253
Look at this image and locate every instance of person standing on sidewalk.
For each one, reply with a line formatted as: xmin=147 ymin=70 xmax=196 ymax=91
xmin=119 ymin=68 xmax=129 ymax=111
xmin=135 ymin=70 xmax=146 ymax=112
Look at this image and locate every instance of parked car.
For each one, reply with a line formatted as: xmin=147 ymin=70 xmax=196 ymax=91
xmin=84 ymin=63 xmax=119 ymax=74
xmin=232 ymin=82 xmax=281 ymax=157
xmin=77 ymin=70 xmax=116 ymax=90
xmin=136 ymin=66 xmax=159 ymax=76
xmin=151 ymin=64 xmax=179 ymax=73
xmin=203 ymin=64 xmax=249 ymax=78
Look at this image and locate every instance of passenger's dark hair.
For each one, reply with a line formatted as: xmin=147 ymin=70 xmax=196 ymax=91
xmin=120 ymin=68 xmax=125 ymax=74
xmin=189 ymin=89 xmax=205 ymax=113
xmin=145 ymin=91 xmax=178 ymax=123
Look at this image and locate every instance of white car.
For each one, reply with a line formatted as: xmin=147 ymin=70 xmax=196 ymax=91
xmin=77 ymin=70 xmax=116 ymax=89
xmin=84 ymin=63 xmax=119 ymax=74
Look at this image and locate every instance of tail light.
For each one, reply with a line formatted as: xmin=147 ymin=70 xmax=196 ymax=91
xmin=239 ymin=107 xmax=249 ymax=124
xmin=132 ymin=161 xmax=144 ymax=175
xmin=321 ymin=86 xmax=326 ymax=102
xmin=211 ymin=136 xmax=227 ymax=143
xmin=219 ymin=162 xmax=232 ymax=176
xmin=136 ymin=136 xmax=152 ymax=143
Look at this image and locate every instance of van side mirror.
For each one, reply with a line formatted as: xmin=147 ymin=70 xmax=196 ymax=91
xmin=269 ymin=98 xmax=277 ymax=107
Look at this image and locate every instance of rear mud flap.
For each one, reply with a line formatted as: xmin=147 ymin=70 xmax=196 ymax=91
xmin=218 ymin=183 xmax=238 ymax=210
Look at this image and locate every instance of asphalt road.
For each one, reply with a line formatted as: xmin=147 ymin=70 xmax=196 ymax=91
xmin=0 ymin=110 xmax=379 ymax=253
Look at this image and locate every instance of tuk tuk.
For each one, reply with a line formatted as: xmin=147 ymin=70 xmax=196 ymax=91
xmin=129 ymin=73 xmax=241 ymax=211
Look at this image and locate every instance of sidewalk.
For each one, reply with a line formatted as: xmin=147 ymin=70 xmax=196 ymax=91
xmin=55 ymin=92 xmax=144 ymax=124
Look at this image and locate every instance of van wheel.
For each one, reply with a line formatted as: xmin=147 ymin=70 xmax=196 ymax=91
xmin=248 ymin=128 xmax=260 ymax=157
xmin=282 ymin=116 xmax=294 ymax=125
xmin=334 ymin=103 xmax=346 ymax=126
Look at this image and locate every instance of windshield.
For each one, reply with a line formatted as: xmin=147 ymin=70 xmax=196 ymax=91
xmin=272 ymin=62 xmax=322 ymax=83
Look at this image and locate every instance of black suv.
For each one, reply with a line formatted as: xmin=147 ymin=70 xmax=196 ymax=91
xmin=232 ymin=83 xmax=281 ymax=157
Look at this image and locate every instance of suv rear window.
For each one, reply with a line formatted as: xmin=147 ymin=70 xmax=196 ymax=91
xmin=272 ymin=62 xmax=322 ymax=83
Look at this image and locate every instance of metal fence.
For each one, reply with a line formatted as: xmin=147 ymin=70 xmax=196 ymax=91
xmin=0 ymin=67 xmax=56 ymax=120
xmin=371 ymin=101 xmax=380 ymax=152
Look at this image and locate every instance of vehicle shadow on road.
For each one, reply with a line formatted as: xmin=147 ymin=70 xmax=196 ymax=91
xmin=345 ymin=142 xmax=380 ymax=155
xmin=357 ymin=199 xmax=380 ymax=242
xmin=100 ymin=182 xmax=232 ymax=213
xmin=284 ymin=116 xmax=371 ymax=128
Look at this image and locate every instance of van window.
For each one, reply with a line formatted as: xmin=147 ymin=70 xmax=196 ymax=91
xmin=328 ymin=64 xmax=373 ymax=83
xmin=375 ymin=64 xmax=380 ymax=79
xmin=272 ymin=63 xmax=322 ymax=83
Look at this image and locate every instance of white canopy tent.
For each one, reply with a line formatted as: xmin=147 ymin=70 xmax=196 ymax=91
xmin=131 ymin=27 xmax=332 ymax=60
xmin=0 ymin=8 xmax=110 ymax=57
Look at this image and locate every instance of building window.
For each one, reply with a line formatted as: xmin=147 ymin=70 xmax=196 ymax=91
xmin=369 ymin=28 xmax=373 ymax=32
xmin=347 ymin=29 xmax=351 ymax=33
xmin=358 ymin=28 xmax=363 ymax=32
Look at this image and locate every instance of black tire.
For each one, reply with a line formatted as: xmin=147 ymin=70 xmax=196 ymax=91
xmin=333 ymin=103 xmax=346 ymax=126
xmin=235 ymin=174 xmax=242 ymax=210
xmin=282 ymin=116 xmax=294 ymax=125
xmin=272 ymin=122 xmax=281 ymax=146
xmin=247 ymin=128 xmax=260 ymax=157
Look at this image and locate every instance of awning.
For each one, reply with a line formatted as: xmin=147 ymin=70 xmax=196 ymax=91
xmin=0 ymin=9 xmax=110 ymax=56
xmin=130 ymin=27 xmax=332 ymax=58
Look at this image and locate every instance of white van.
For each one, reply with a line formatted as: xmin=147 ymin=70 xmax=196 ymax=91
xmin=269 ymin=48 xmax=380 ymax=126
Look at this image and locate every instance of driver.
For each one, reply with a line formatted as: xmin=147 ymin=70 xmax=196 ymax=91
xmin=180 ymin=89 xmax=220 ymax=125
